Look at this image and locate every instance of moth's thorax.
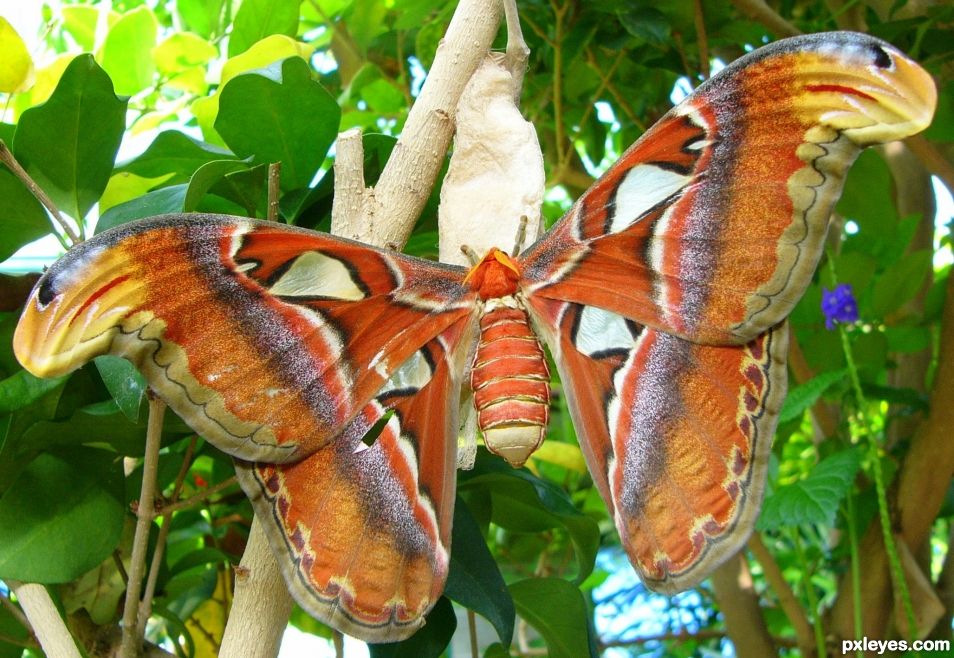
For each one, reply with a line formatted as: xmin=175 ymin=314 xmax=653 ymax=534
xmin=465 ymin=248 xmax=521 ymax=300
xmin=471 ymin=295 xmax=550 ymax=467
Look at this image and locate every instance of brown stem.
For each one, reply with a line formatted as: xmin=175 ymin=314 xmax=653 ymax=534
xmin=267 ymin=162 xmax=281 ymax=222
xmin=0 ymin=140 xmax=80 ymax=245
xmin=138 ymin=439 xmax=197 ymax=635
xmin=749 ymin=534 xmax=816 ymax=656
xmin=729 ymin=0 xmax=802 ymax=37
xmin=158 ymin=476 xmax=239 ymax=516
xmin=693 ymin=0 xmax=711 ymax=79
xmin=120 ymin=396 xmax=166 ymax=658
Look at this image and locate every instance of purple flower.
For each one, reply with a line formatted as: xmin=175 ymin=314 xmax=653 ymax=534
xmin=821 ymin=283 xmax=859 ymax=330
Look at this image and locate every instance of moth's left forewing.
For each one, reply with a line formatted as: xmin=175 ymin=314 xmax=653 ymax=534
xmin=527 ymin=298 xmax=788 ymax=591
xmin=522 ymin=33 xmax=935 ymax=345
xmin=236 ymin=314 xmax=477 ymax=642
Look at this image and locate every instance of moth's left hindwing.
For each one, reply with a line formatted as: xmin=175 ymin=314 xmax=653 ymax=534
xmin=14 ymin=214 xmax=478 ymax=641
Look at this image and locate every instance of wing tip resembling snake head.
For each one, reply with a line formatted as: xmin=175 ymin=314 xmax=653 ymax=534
xmin=787 ymin=31 xmax=937 ymax=146
xmin=13 ymin=240 xmax=140 ymax=379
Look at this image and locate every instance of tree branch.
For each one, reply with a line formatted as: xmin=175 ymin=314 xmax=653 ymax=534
xmin=221 ymin=1 xmax=509 ymax=655
xmin=120 ymin=396 xmax=166 ymax=657
xmin=728 ymin=0 xmax=801 ymax=37
xmin=334 ymin=0 xmax=504 ymax=248
xmin=8 ymin=581 xmax=82 ymax=658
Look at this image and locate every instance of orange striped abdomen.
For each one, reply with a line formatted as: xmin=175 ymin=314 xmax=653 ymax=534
xmin=470 ymin=299 xmax=550 ymax=467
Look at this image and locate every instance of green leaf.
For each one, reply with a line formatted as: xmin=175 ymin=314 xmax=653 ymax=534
xmin=0 ymin=370 xmax=67 ymax=414
xmin=229 ymin=0 xmax=300 ymax=57
xmin=14 ymin=55 xmax=127 ymax=221
xmin=0 ymin=596 xmax=32 ymax=658
xmin=153 ymin=32 xmax=218 ymax=75
xmin=60 ymin=5 xmax=99 ymax=52
xmin=0 ymin=16 xmax=34 ymax=93
xmin=459 ymin=453 xmax=600 ymax=584
xmin=97 ymin=5 xmax=158 ymax=96
xmin=758 ymin=450 xmax=862 ymax=531
xmin=0 ymin=448 xmax=125 ymax=583
xmin=360 ymin=79 xmax=405 ymax=114
xmin=184 ymin=158 xmax=254 ymax=212
xmin=215 ymin=57 xmax=340 ymax=190
xmin=119 ymin=130 xmax=235 ymax=183
xmin=445 ymin=498 xmax=515 ymax=646
xmin=870 ymin=249 xmax=933 ymax=318
xmin=177 ymin=0 xmax=227 ymax=38
xmin=483 ymin=644 xmax=515 ymax=658
xmin=344 ymin=0 xmax=389 ymax=50
xmin=837 ymin=150 xmax=897 ymax=242
xmin=778 ymin=369 xmax=847 ymax=425
xmin=509 ymin=578 xmax=596 ymax=658
xmin=94 ymin=356 xmax=145 ymax=422
xmin=368 ymin=597 xmax=456 ymax=658
xmin=0 ymin=167 xmax=49 ymax=262
xmin=97 ymin=185 xmax=188 ymax=233
xmin=618 ymin=7 xmax=671 ymax=45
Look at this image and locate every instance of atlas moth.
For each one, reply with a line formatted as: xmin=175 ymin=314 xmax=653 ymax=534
xmin=13 ymin=31 xmax=936 ymax=642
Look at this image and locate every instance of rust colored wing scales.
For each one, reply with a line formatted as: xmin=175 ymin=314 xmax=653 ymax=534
xmin=521 ymin=32 xmax=935 ymax=345
xmin=529 ymin=298 xmax=787 ymax=592
xmin=14 ymin=214 xmax=476 ymax=464
xmin=236 ymin=317 xmax=474 ymax=641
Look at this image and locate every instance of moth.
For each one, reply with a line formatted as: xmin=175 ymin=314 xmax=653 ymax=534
xmin=13 ymin=32 xmax=935 ymax=642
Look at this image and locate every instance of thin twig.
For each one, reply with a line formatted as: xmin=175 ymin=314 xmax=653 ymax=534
xmin=333 ymin=630 xmax=344 ymax=658
xmin=693 ymin=0 xmax=711 ymax=79
xmin=267 ymin=162 xmax=281 ymax=222
xmin=138 ymin=438 xmax=197 ymax=636
xmin=158 ymin=476 xmax=239 ymax=516
xmin=748 ymin=533 xmax=815 ymax=656
xmin=468 ymin=609 xmax=478 ymax=658
xmin=0 ymin=140 xmax=80 ymax=245
xmin=120 ymin=395 xmax=167 ymax=658
xmin=905 ymin=134 xmax=954 ymax=197
xmin=0 ymin=589 xmax=31 ymax=632
xmin=728 ymin=0 xmax=802 ymax=37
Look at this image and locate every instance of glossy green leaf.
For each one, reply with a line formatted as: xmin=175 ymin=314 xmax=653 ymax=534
xmin=97 ymin=5 xmax=158 ymax=95
xmin=0 ymin=597 xmax=31 ymax=658
xmin=119 ymin=130 xmax=235 ymax=183
xmin=459 ymin=453 xmax=599 ymax=584
xmin=0 ymin=168 xmax=49 ymax=262
xmin=177 ymin=0 xmax=227 ymax=38
xmin=60 ymin=5 xmax=100 ymax=51
xmin=778 ymin=368 xmax=847 ymax=425
xmin=758 ymin=450 xmax=862 ymax=531
xmin=509 ymin=578 xmax=596 ymax=658
xmin=229 ymin=0 xmax=300 ymax=57
xmin=445 ymin=498 xmax=515 ymax=646
xmin=0 ymin=448 xmax=125 ymax=582
xmin=14 ymin=55 xmax=127 ymax=221
xmin=153 ymin=32 xmax=218 ymax=74
xmin=94 ymin=356 xmax=145 ymax=423
xmin=368 ymin=597 xmax=456 ymax=658
xmin=870 ymin=249 xmax=933 ymax=318
xmin=184 ymin=158 xmax=253 ymax=211
xmin=216 ymin=57 xmax=340 ymax=190
xmin=97 ymin=185 xmax=187 ymax=233
xmin=0 ymin=370 xmax=67 ymax=414
xmin=0 ymin=16 xmax=34 ymax=93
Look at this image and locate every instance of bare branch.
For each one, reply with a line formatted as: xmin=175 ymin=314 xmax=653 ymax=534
xmin=335 ymin=0 xmax=504 ymax=248
xmin=729 ymin=0 xmax=802 ymax=37
xmin=0 ymin=140 xmax=80 ymax=245
xmin=8 ymin=581 xmax=82 ymax=658
xmin=120 ymin=396 xmax=166 ymax=657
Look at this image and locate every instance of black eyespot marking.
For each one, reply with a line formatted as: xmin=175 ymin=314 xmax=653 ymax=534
xmin=871 ymin=44 xmax=892 ymax=69
xmin=38 ymin=278 xmax=56 ymax=306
